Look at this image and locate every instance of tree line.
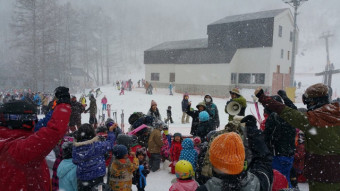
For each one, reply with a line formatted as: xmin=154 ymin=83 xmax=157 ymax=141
xmin=11 ymin=0 xmax=121 ymax=92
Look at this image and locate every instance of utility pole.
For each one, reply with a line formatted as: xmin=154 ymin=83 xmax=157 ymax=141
xmin=283 ymin=0 xmax=308 ymax=87
xmin=315 ymin=31 xmax=340 ymax=88
xmin=320 ymin=31 xmax=333 ymax=85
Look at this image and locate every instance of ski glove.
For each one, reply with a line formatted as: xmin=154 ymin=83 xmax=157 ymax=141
xmin=277 ymin=90 xmax=287 ymax=98
xmin=54 ymin=86 xmax=70 ymax=104
xmin=240 ymin=115 xmax=257 ymax=127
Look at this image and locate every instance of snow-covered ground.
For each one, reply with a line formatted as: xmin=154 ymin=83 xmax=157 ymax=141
xmin=78 ymin=85 xmax=309 ymax=191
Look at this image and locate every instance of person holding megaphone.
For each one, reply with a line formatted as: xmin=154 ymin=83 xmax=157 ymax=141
xmin=225 ymin=88 xmax=247 ymax=121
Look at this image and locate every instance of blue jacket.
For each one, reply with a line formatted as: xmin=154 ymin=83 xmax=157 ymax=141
xmin=57 ymin=159 xmax=77 ymax=191
xmin=33 ymin=94 xmax=41 ymax=105
xmin=72 ymin=132 xmax=115 ymax=181
xmin=179 ymin=138 xmax=198 ymax=170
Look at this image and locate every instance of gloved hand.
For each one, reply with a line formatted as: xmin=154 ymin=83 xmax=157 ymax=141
xmin=54 ymin=86 xmax=70 ymax=104
xmin=254 ymin=87 xmax=264 ymax=98
xmin=240 ymin=115 xmax=257 ymax=127
xmin=277 ymin=90 xmax=287 ymax=98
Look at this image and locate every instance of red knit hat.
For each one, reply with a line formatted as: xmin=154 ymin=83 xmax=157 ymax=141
xmin=209 ymin=132 xmax=245 ymax=175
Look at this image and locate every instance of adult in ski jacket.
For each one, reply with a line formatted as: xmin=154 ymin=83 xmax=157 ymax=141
xmin=181 ymin=93 xmax=190 ymax=123
xmin=0 ymin=87 xmax=71 ymax=191
xmin=186 ymin=101 xmax=208 ymax=136
xmin=263 ymin=94 xmax=296 ymax=188
xmin=69 ymin=96 xmax=84 ymax=131
xmin=255 ymin=83 xmax=340 ymax=191
xmin=204 ymin=94 xmax=220 ymax=129
xmin=85 ymin=94 xmax=97 ymax=127
xmin=225 ymin=88 xmax=247 ymax=121
xmin=147 ymin=100 xmax=161 ymax=121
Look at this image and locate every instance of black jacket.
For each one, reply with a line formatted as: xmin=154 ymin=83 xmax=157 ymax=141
xmin=196 ymin=121 xmax=214 ymax=141
xmin=186 ymin=105 xmax=200 ymax=136
xmin=263 ymin=112 xmax=296 ymax=157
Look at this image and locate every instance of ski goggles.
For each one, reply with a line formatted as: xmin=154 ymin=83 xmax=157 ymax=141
xmin=3 ymin=114 xmax=38 ymax=121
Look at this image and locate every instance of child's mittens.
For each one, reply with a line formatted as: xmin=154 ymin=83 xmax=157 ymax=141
xmin=139 ymin=165 xmax=144 ymax=171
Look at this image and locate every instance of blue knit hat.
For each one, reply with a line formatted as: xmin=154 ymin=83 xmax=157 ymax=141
xmin=112 ymin=144 xmax=128 ymax=159
xmin=199 ymin=111 xmax=209 ymax=122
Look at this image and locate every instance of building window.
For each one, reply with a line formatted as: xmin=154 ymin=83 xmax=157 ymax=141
xmin=239 ymin=73 xmax=251 ymax=84
xmin=279 ymin=25 xmax=283 ymax=37
xmin=281 ymin=49 xmax=284 ymax=59
xmin=151 ymin=73 xmax=159 ymax=81
xmin=238 ymin=73 xmax=265 ymax=84
xmin=290 ymin=31 xmax=293 ymax=42
xmin=231 ymin=73 xmax=237 ymax=84
xmin=287 ymin=51 xmax=290 ymax=60
xmin=169 ymin=73 xmax=175 ymax=82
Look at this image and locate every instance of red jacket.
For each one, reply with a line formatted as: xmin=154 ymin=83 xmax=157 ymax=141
xmin=170 ymin=141 xmax=182 ymax=162
xmin=0 ymin=104 xmax=71 ymax=191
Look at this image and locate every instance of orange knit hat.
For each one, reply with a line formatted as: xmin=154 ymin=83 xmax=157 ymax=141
xmin=209 ymin=132 xmax=245 ymax=175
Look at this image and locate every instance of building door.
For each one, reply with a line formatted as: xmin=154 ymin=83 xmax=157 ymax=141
xmin=272 ymin=72 xmax=290 ymax=94
xmin=169 ymin=73 xmax=175 ymax=82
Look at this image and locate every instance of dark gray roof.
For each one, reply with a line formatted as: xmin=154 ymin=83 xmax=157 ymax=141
xmin=146 ymin=38 xmax=208 ymax=51
xmin=209 ymin=8 xmax=289 ymax=25
xmin=144 ymin=9 xmax=289 ymax=65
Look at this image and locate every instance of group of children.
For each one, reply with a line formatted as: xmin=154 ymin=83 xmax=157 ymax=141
xmin=50 ymin=112 xmax=206 ymax=191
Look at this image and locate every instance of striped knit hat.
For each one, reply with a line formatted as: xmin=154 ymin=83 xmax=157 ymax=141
xmin=209 ymin=132 xmax=245 ymax=175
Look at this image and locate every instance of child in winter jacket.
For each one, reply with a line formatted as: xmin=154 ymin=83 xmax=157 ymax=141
xmin=196 ymin=111 xmax=214 ymax=140
xmin=161 ymin=125 xmax=171 ymax=161
xmin=57 ymin=141 xmax=77 ymax=191
xmin=148 ymin=121 xmax=164 ymax=172
xmin=170 ymin=133 xmax=183 ymax=174
xmin=179 ymin=138 xmax=198 ymax=171
xmin=169 ymin=160 xmax=198 ymax=191
xmin=133 ymin=147 xmax=150 ymax=191
xmin=109 ymin=145 xmax=139 ymax=191
xmin=73 ymin=123 xmax=117 ymax=191
xmin=193 ymin=137 xmax=201 ymax=155
xmin=129 ymin=135 xmax=142 ymax=162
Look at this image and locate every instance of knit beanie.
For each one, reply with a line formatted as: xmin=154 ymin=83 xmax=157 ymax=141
xmin=209 ymin=132 xmax=245 ymax=175
xmin=151 ymin=100 xmax=157 ymax=107
xmin=193 ymin=137 xmax=201 ymax=145
xmin=112 ymin=144 xmax=128 ymax=159
xmin=173 ymin=132 xmax=182 ymax=138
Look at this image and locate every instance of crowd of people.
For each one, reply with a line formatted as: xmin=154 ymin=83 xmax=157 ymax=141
xmin=0 ymin=83 xmax=340 ymax=191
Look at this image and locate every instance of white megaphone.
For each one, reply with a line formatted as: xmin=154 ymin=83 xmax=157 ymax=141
xmin=226 ymin=101 xmax=241 ymax=116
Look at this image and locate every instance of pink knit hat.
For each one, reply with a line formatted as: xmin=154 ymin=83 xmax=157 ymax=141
xmin=151 ymin=100 xmax=157 ymax=107
xmin=193 ymin=137 xmax=201 ymax=145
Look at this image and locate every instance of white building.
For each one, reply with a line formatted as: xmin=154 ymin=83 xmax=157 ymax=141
xmin=144 ymin=9 xmax=296 ymax=97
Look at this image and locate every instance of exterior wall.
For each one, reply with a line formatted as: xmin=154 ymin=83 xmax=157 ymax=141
xmin=145 ymin=64 xmax=175 ymax=84
xmin=229 ymin=47 xmax=272 ymax=91
xmin=271 ymin=10 xmax=294 ymax=84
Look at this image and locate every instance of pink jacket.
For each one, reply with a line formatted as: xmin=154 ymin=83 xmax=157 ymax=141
xmin=101 ymin=97 xmax=107 ymax=104
xmin=169 ymin=179 xmax=198 ymax=191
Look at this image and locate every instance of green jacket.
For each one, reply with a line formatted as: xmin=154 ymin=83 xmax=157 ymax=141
xmin=258 ymin=93 xmax=340 ymax=185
